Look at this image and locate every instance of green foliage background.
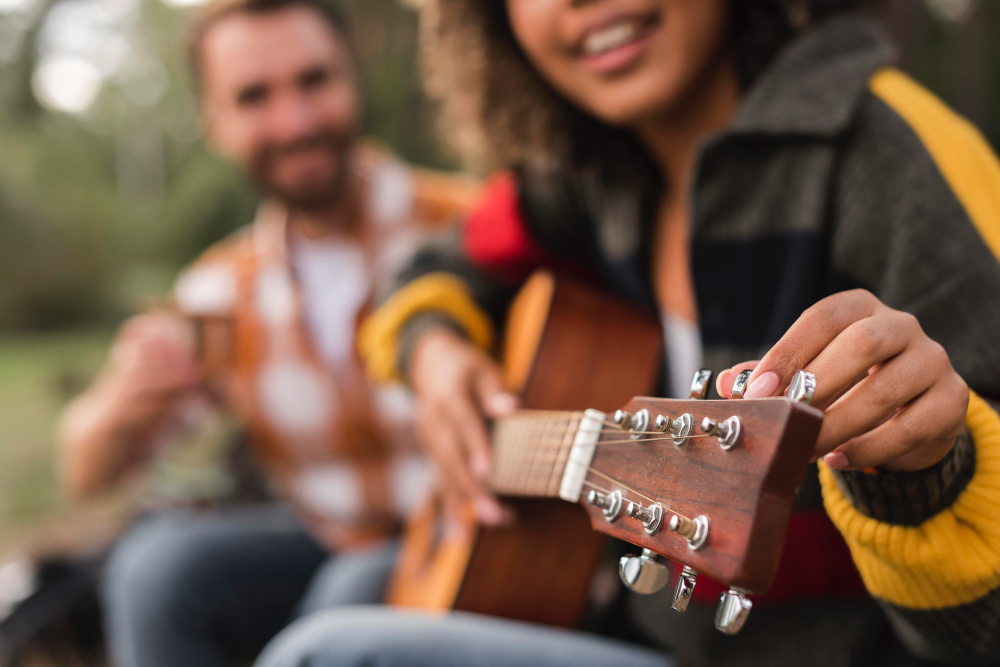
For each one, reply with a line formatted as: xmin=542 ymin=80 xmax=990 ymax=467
xmin=0 ymin=0 xmax=447 ymax=332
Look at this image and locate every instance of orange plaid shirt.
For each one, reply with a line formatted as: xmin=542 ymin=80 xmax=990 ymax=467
xmin=172 ymin=145 xmax=480 ymax=549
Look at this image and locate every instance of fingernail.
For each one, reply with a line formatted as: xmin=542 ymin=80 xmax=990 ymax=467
xmin=743 ymin=371 xmax=779 ymax=399
xmin=475 ymin=496 xmax=503 ymax=524
xmin=470 ymin=452 xmax=491 ymax=481
xmin=824 ymin=451 xmax=850 ymax=470
xmin=490 ymin=393 xmax=517 ymax=415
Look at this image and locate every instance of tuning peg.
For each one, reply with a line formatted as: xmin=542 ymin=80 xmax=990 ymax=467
xmin=667 ymin=513 xmax=710 ymax=550
xmin=787 ymin=370 xmax=817 ymax=405
xmin=654 ymin=412 xmax=693 ymax=446
xmin=672 ymin=565 xmax=698 ymax=612
xmin=699 ymin=415 xmax=742 ymax=450
xmin=586 ymin=489 xmax=624 ymax=522
xmin=730 ymin=369 xmax=753 ymax=399
xmin=618 ymin=548 xmax=670 ymax=595
xmin=715 ymin=589 xmax=753 ymax=634
xmin=625 ymin=502 xmax=664 ymax=535
xmin=614 ymin=408 xmax=650 ymax=439
xmin=689 ymin=369 xmax=713 ymax=400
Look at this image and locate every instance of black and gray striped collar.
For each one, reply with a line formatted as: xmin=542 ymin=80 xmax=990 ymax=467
xmin=730 ymin=13 xmax=895 ymax=138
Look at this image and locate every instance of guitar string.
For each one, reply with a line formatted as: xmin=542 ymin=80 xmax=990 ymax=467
xmin=492 ymin=414 xmax=700 ymax=521
xmin=581 ymin=480 xmax=660 ymax=518
xmin=582 ymin=480 xmax=612 ymax=495
xmin=574 ymin=461 xmax=693 ymax=522
xmin=496 ymin=426 xmax=708 ymax=446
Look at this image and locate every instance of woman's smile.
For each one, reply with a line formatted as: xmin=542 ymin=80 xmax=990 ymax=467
xmin=575 ymin=12 xmax=661 ymax=75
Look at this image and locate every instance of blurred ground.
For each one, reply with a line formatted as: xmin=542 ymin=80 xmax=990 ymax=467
xmin=0 ymin=330 xmax=138 ymax=557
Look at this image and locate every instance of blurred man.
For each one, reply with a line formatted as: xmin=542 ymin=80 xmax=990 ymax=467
xmin=56 ymin=0 xmax=479 ymax=664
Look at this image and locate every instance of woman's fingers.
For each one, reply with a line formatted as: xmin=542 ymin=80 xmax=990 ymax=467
xmin=742 ymin=290 xmax=883 ymax=398
xmin=823 ymin=374 xmax=968 ymax=471
xmin=419 ymin=396 xmax=510 ymax=527
xmin=417 ymin=407 xmax=487 ymax=504
xmin=444 ymin=390 xmax=494 ymax=482
xmin=472 ymin=362 xmax=518 ymax=419
xmin=408 ymin=334 xmax=514 ymax=526
xmin=812 ymin=345 xmax=938 ymax=458
xmin=803 ymin=310 xmax=918 ymax=407
xmin=718 ymin=290 xmax=967 ymax=472
xmin=716 ymin=361 xmax=760 ymax=398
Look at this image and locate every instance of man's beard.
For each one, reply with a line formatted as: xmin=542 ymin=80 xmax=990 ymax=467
xmin=249 ymin=129 xmax=354 ymax=213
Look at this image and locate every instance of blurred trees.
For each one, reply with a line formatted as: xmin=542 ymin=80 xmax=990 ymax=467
xmin=0 ymin=0 xmax=997 ymax=332
xmin=0 ymin=0 xmax=443 ymax=331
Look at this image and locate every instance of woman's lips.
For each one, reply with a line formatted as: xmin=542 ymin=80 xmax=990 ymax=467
xmin=576 ymin=15 xmax=659 ymax=75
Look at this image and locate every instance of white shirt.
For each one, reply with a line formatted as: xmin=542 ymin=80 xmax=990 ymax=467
xmin=291 ymin=231 xmax=371 ymax=369
xmin=662 ymin=311 xmax=703 ymax=399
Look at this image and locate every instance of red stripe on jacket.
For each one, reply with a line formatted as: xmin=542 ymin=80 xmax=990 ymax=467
xmin=462 ymin=174 xmax=553 ymax=283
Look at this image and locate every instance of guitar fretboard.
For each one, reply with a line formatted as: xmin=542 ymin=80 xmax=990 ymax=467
xmin=488 ymin=410 xmax=586 ymax=498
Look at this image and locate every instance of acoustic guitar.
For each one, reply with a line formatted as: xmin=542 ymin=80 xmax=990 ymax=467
xmin=386 ymin=271 xmax=822 ymax=635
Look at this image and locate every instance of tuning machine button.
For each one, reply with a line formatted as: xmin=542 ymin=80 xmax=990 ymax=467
xmin=689 ymin=369 xmax=713 ymax=400
xmin=672 ymin=565 xmax=698 ymax=612
xmin=614 ymin=408 xmax=650 ymax=440
xmin=787 ymin=370 xmax=817 ymax=405
xmin=587 ymin=489 xmax=624 ymax=522
xmin=730 ymin=369 xmax=754 ymax=399
xmin=700 ymin=416 xmax=742 ymax=450
xmin=618 ymin=548 xmax=669 ymax=595
xmin=715 ymin=589 xmax=753 ymax=634
xmin=654 ymin=413 xmax=693 ymax=447
xmin=625 ymin=502 xmax=664 ymax=535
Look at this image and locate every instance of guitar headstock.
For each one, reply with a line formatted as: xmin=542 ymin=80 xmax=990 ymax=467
xmin=566 ymin=370 xmax=822 ymax=633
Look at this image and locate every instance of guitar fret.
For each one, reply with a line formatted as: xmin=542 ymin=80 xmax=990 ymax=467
xmin=528 ymin=414 xmax=555 ymax=495
xmin=487 ymin=410 xmax=590 ymax=498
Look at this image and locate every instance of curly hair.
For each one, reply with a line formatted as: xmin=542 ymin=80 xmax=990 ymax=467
xmin=415 ymin=0 xmax=874 ymax=172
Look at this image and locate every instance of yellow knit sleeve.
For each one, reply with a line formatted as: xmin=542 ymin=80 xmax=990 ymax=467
xmin=357 ymin=273 xmax=495 ymax=382
xmin=820 ymin=391 xmax=1000 ymax=609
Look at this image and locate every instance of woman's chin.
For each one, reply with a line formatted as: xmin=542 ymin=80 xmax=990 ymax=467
xmin=585 ymin=97 xmax=671 ymax=128
xmin=574 ymin=74 xmax=685 ymax=128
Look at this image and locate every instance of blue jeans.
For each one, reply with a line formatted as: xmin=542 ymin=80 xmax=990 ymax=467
xmin=256 ymin=607 xmax=673 ymax=667
xmin=103 ymin=506 xmax=397 ymax=667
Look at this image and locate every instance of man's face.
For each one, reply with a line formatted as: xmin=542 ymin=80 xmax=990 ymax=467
xmin=200 ymin=7 xmax=359 ymax=211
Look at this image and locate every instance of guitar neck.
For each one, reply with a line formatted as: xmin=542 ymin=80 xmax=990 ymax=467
xmin=488 ymin=409 xmax=602 ymax=499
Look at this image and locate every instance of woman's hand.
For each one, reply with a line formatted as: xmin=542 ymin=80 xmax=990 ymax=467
xmin=716 ymin=289 xmax=969 ymax=472
xmin=408 ymin=327 xmax=518 ymax=525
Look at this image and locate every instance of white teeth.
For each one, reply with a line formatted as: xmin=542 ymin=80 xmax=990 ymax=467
xmin=582 ymin=21 xmax=640 ymax=57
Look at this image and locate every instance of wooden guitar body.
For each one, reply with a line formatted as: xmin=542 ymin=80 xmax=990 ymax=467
xmin=386 ymin=272 xmax=664 ymax=626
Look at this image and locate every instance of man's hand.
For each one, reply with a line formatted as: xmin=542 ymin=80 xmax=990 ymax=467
xmin=104 ymin=312 xmax=202 ymax=434
xmin=409 ymin=327 xmax=517 ymax=526
xmin=57 ymin=311 xmax=202 ymax=497
xmin=716 ymin=289 xmax=968 ymax=472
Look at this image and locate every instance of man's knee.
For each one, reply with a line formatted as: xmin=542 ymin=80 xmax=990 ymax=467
xmin=103 ymin=513 xmax=209 ymax=623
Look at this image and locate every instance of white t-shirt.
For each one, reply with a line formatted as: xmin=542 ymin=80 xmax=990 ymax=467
xmin=291 ymin=231 xmax=371 ymax=369
xmin=662 ymin=311 xmax=703 ymax=399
